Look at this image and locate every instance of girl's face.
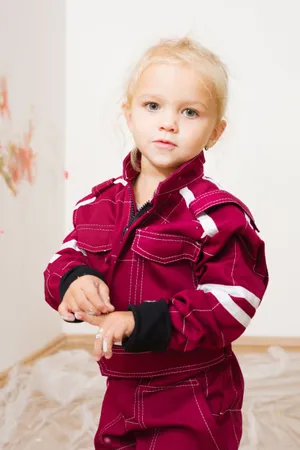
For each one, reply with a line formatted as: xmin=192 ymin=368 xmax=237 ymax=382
xmin=125 ymin=63 xmax=226 ymax=177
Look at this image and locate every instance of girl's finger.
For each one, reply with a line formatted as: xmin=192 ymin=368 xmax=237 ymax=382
xmin=73 ymin=288 xmax=99 ymax=315
xmin=98 ymin=282 xmax=114 ymax=312
xmin=58 ymin=299 xmax=75 ymax=321
xmin=103 ymin=330 xmax=114 ymax=359
xmin=84 ymin=281 xmax=108 ymax=314
xmin=68 ymin=296 xmax=81 ymax=313
xmin=102 ymin=329 xmax=114 ymax=359
xmin=60 ymin=313 xmax=75 ymax=322
xmin=94 ymin=327 xmax=104 ymax=361
xmin=74 ymin=310 xmax=105 ymax=326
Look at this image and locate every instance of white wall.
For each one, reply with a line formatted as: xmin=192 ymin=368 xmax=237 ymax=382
xmin=0 ymin=0 xmax=65 ymax=372
xmin=63 ymin=0 xmax=300 ymax=337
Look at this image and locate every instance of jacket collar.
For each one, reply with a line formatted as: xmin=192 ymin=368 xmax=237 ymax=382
xmin=123 ymin=150 xmax=205 ymax=197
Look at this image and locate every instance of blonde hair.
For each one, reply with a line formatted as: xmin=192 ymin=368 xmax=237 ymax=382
xmin=123 ymin=37 xmax=228 ymax=171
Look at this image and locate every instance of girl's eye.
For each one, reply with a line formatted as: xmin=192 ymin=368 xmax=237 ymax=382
xmin=145 ymin=102 xmax=159 ymax=111
xmin=183 ymin=108 xmax=198 ymax=118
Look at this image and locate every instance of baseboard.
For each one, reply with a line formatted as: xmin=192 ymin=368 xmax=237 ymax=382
xmin=234 ymin=335 xmax=300 ymax=348
xmin=1 ymin=334 xmax=300 ymax=387
xmin=0 ymin=334 xmax=67 ymax=388
xmin=63 ymin=334 xmax=300 ymax=352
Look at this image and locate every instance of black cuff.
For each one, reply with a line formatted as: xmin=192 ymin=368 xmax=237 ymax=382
xmin=59 ymin=265 xmax=106 ymax=323
xmin=123 ymin=300 xmax=172 ymax=353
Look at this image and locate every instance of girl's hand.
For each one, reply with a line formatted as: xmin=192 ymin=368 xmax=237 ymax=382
xmin=74 ymin=311 xmax=135 ymax=360
xmin=58 ymin=275 xmax=114 ymax=321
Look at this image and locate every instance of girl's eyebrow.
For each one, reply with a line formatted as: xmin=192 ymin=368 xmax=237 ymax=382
xmin=184 ymin=100 xmax=208 ymax=110
xmin=137 ymin=94 xmax=208 ymax=110
xmin=137 ymin=94 xmax=164 ymax=101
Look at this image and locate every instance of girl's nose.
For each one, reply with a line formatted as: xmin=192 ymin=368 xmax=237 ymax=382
xmin=159 ymin=115 xmax=178 ymax=133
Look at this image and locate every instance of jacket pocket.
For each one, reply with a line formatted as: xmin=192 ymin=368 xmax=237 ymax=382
xmin=132 ymin=229 xmax=201 ymax=264
xmin=127 ymin=378 xmax=220 ymax=443
xmin=76 ymin=224 xmax=114 ymax=253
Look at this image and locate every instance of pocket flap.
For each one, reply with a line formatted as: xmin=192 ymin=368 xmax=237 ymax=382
xmin=77 ymin=224 xmax=114 ymax=252
xmin=132 ymin=230 xmax=201 ymax=264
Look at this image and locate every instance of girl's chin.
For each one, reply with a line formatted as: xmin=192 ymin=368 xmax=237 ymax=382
xmin=142 ymin=153 xmax=181 ymax=169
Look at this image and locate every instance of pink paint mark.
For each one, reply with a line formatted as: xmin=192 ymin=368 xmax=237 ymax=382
xmin=64 ymin=170 xmax=69 ymax=180
xmin=0 ymin=230 xmax=4 ymax=235
xmin=0 ymin=77 xmax=11 ymax=120
xmin=2 ymin=119 xmax=36 ymax=195
xmin=0 ymin=79 xmax=36 ymax=196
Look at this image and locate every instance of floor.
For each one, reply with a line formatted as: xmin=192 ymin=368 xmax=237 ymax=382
xmin=0 ymin=346 xmax=299 ymax=449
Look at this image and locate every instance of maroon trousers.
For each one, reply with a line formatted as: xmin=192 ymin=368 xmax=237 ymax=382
xmin=94 ymin=356 xmax=243 ymax=450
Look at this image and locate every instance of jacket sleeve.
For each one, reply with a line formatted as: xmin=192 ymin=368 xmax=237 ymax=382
xmin=43 ymin=193 xmax=105 ymax=312
xmin=124 ymin=204 xmax=268 ymax=352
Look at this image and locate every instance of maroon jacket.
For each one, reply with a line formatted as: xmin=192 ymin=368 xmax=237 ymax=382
xmin=44 ymin=151 xmax=268 ymax=378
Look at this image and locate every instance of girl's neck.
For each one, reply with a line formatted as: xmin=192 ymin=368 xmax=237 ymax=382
xmin=133 ymin=156 xmax=173 ymax=205
xmin=140 ymin=154 xmax=174 ymax=180
xmin=133 ymin=173 xmax=159 ymax=205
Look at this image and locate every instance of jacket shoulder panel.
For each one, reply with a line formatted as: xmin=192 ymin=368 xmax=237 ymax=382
xmin=73 ymin=176 xmax=128 ymax=226
xmin=184 ymin=176 xmax=259 ymax=232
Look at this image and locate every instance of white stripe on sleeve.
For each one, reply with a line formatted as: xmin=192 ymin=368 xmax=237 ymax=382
xmin=197 ymin=212 xmax=219 ymax=238
xmin=197 ymin=283 xmax=259 ymax=327
xmin=114 ymin=178 xmax=127 ymax=186
xmin=74 ymin=197 xmax=96 ymax=210
xmin=59 ymin=239 xmax=86 ymax=254
xmin=179 ymin=187 xmax=195 ymax=207
xmin=49 ymin=254 xmax=61 ymax=264
xmin=198 ymin=283 xmax=261 ymax=309
xmin=179 ymin=187 xmax=218 ymax=238
xmin=49 ymin=239 xmax=87 ymax=264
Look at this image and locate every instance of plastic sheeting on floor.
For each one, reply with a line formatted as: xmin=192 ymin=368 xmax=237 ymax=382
xmin=0 ymin=347 xmax=299 ymax=449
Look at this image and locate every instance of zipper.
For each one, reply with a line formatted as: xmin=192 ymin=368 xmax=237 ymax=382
xmin=122 ymin=186 xmax=152 ymax=236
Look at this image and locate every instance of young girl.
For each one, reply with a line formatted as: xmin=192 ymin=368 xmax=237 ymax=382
xmin=44 ymin=37 xmax=268 ymax=449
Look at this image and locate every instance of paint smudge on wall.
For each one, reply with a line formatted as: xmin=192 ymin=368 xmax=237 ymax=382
xmin=0 ymin=77 xmax=11 ymax=120
xmin=0 ymin=76 xmax=36 ymax=196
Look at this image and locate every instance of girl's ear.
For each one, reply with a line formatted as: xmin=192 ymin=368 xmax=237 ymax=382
xmin=206 ymin=119 xmax=227 ymax=149
xmin=122 ymin=101 xmax=132 ymax=132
